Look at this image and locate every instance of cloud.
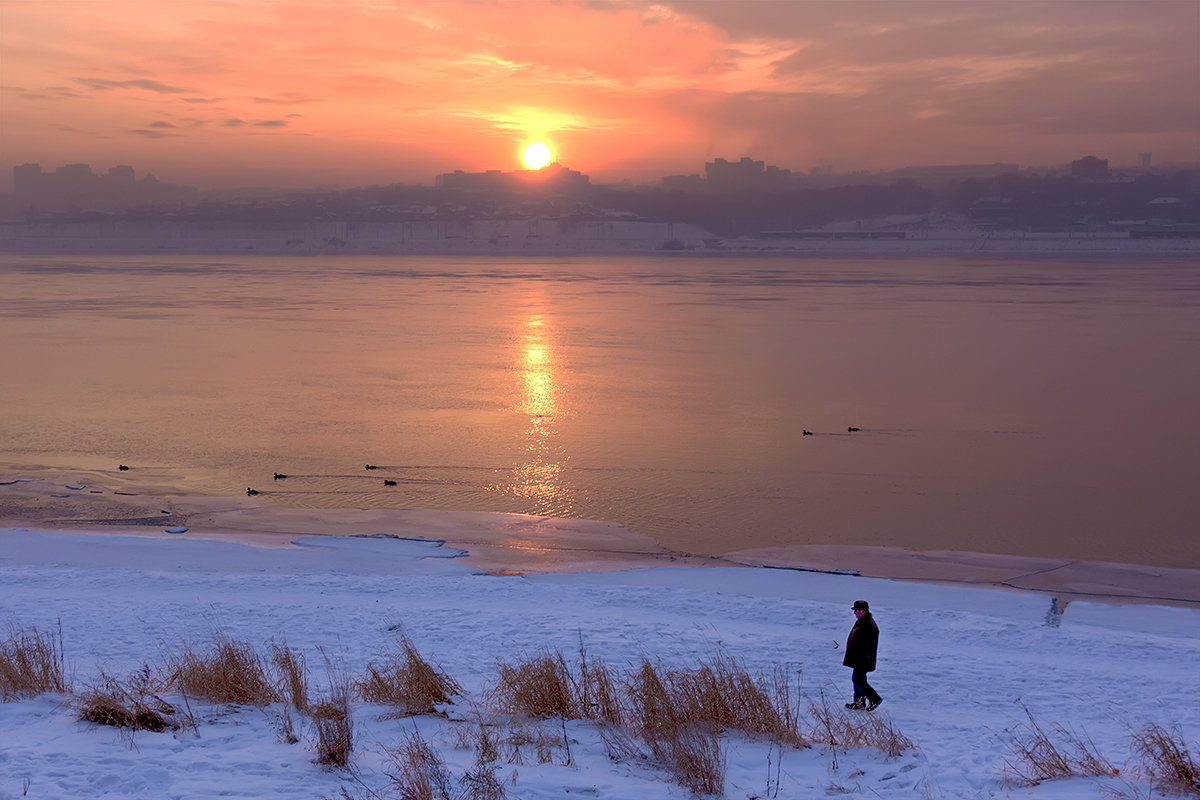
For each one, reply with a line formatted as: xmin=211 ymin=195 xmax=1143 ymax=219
xmin=8 ymin=84 xmax=86 ymax=100
xmin=76 ymin=77 xmax=196 ymax=94
xmin=3 ymin=0 xmax=1194 ymax=186
xmin=130 ymin=128 xmax=181 ymax=138
xmin=148 ymin=121 xmax=177 ymax=128
xmin=251 ymin=94 xmax=315 ymax=104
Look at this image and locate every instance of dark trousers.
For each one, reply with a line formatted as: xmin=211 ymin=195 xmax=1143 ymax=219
xmin=851 ymin=668 xmax=882 ymax=705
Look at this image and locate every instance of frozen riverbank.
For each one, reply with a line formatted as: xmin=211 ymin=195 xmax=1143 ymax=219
xmin=2 ymin=526 xmax=1198 ymax=800
xmin=0 ymin=218 xmax=1195 ymax=255
xmin=3 ymin=475 xmax=1199 ymax=607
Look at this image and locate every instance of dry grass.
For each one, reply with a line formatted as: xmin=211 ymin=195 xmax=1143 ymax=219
xmin=0 ymin=623 xmax=70 ymax=700
xmin=626 ymin=658 xmax=678 ymax=742
xmin=596 ymin=719 xmax=649 ymax=763
xmin=670 ymin=652 xmax=805 ymax=746
xmin=457 ymin=763 xmax=507 ymax=800
xmin=474 ymin=718 xmax=500 ymax=765
xmin=808 ymin=692 xmax=913 ymax=759
xmin=625 ymin=658 xmax=731 ymax=795
xmin=313 ymin=698 xmax=354 ymax=768
xmin=1002 ymin=705 xmax=1116 ymax=787
xmin=392 ymin=730 xmax=453 ymax=799
xmin=77 ymin=666 xmax=195 ymax=739
xmin=490 ymin=650 xmax=577 ymax=719
xmin=501 ymin=723 xmax=570 ymax=766
xmin=314 ymin=646 xmax=356 ymax=768
xmin=578 ymin=655 xmax=624 ymax=725
xmin=659 ymin=723 xmax=726 ymax=796
xmin=271 ymin=641 xmax=309 ymax=712
xmin=277 ymin=704 xmax=300 ymax=745
xmin=626 ymin=655 xmax=805 ymax=747
xmin=168 ymin=635 xmax=282 ymax=705
xmin=78 ymin=691 xmax=168 ymax=732
xmin=357 ymin=634 xmax=462 ymax=715
xmin=574 ymin=636 xmax=623 ymax=726
xmin=1132 ymin=723 xmax=1200 ymax=796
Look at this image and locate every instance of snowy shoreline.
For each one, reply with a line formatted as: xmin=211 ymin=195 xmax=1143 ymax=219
xmin=4 ymin=470 xmax=1199 ymax=799
xmin=0 ymin=219 xmax=1195 ymax=256
xmin=2 ymin=526 xmax=1198 ymax=800
xmin=3 ymin=474 xmax=1198 ymax=609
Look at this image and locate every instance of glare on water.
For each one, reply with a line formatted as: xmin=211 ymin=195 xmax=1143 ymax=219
xmin=1 ymin=253 xmax=1197 ymax=569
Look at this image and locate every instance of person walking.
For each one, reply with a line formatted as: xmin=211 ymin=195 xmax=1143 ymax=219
xmin=844 ymin=599 xmax=883 ymax=711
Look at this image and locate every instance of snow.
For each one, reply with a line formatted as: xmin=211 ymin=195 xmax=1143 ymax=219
xmin=2 ymin=526 xmax=1198 ymax=799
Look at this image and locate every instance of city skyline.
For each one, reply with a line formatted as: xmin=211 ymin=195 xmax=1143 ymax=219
xmin=2 ymin=0 xmax=1197 ymax=193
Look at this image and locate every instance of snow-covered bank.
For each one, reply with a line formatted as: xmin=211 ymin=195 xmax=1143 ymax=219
xmin=0 ymin=219 xmax=1194 ymax=255
xmin=3 ymin=528 xmax=1198 ymax=799
xmin=5 ymin=475 xmax=1198 ymax=606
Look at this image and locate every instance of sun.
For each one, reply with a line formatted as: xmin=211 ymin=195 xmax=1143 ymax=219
xmin=522 ymin=141 xmax=553 ymax=170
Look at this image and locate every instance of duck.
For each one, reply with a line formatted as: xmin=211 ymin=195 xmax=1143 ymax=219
xmin=365 ymin=464 xmax=379 ymax=470
xmin=118 ymin=464 xmax=130 ymax=471
xmin=383 ymin=479 xmax=397 ymax=486
xmin=802 ymin=430 xmax=813 ymax=436
xmin=848 ymin=427 xmax=861 ymax=433
xmin=247 ymin=488 xmax=260 ymax=496
xmin=273 ymin=472 xmax=287 ymax=480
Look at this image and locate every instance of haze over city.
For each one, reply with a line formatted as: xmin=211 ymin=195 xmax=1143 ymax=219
xmin=2 ymin=0 xmax=1197 ymax=193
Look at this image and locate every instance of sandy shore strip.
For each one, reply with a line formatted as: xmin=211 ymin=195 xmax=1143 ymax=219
xmin=3 ymin=474 xmax=1197 ymax=607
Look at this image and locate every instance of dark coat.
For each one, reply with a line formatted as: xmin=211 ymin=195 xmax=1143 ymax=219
xmin=843 ymin=614 xmax=879 ymax=672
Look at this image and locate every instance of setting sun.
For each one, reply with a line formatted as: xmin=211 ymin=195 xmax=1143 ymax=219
xmin=522 ymin=142 xmax=553 ymax=170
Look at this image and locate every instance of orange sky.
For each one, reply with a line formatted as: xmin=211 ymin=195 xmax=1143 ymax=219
xmin=2 ymin=0 xmax=1197 ymax=190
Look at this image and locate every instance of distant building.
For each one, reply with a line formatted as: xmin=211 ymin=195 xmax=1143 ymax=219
xmin=1071 ymin=155 xmax=1109 ymax=180
xmin=12 ymin=163 xmax=197 ymax=213
xmin=705 ymin=157 xmax=791 ymax=191
xmin=436 ymin=163 xmax=590 ymax=195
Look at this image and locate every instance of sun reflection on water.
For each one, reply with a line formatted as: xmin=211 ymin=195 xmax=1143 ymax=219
xmin=503 ymin=312 xmax=574 ymax=517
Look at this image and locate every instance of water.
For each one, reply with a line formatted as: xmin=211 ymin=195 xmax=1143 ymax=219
xmin=2 ymin=253 xmax=1198 ymax=568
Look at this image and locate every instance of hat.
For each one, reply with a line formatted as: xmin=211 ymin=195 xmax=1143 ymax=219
xmin=851 ymin=600 xmax=870 ymax=611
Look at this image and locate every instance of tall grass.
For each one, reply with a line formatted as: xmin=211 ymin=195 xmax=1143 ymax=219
xmin=489 ymin=649 xmax=806 ymax=795
xmin=0 ymin=623 xmax=70 ymax=700
xmin=576 ymin=636 xmax=623 ymax=726
xmin=1003 ymin=704 xmax=1115 ymax=786
xmin=457 ymin=764 xmax=507 ymax=800
xmin=808 ymin=691 xmax=913 ymax=759
xmin=313 ymin=698 xmax=354 ymax=769
xmin=357 ymin=633 xmax=462 ymax=715
xmin=625 ymin=654 xmax=806 ymax=747
xmin=1133 ymin=723 xmax=1200 ymax=796
xmin=167 ymin=635 xmax=281 ymax=705
xmin=314 ymin=646 xmax=356 ymax=768
xmin=393 ymin=730 xmax=453 ymax=799
xmin=490 ymin=650 xmax=577 ymax=719
xmin=659 ymin=723 xmax=726 ymax=796
xmin=271 ymin=641 xmax=309 ymax=712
